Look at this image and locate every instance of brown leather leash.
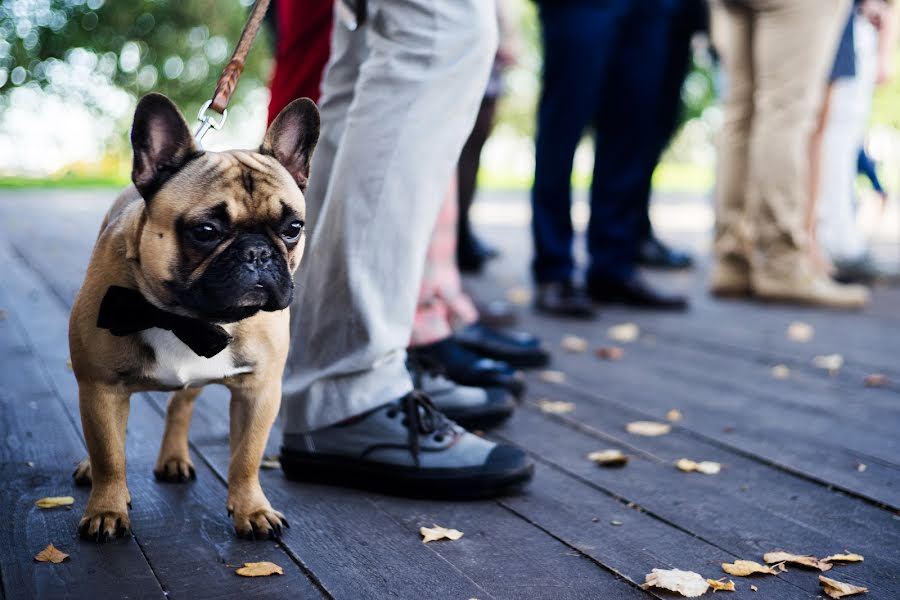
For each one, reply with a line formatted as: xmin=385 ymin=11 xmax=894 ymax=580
xmin=194 ymin=0 xmax=272 ymax=144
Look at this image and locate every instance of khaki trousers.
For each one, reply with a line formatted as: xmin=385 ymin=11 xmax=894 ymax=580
xmin=712 ymin=0 xmax=851 ymax=277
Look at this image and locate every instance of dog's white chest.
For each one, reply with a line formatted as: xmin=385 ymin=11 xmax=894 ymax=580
xmin=141 ymin=328 xmax=253 ymax=388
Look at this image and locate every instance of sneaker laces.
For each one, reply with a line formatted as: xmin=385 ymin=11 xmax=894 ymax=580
xmin=399 ymin=391 xmax=455 ymax=467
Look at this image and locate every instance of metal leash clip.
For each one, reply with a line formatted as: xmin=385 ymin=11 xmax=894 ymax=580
xmin=194 ymin=99 xmax=228 ymax=147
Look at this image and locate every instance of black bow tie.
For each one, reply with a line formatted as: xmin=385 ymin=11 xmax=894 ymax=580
xmin=96 ymin=286 xmax=232 ymax=358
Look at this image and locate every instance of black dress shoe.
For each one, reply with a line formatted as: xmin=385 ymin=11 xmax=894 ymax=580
xmin=454 ymin=322 xmax=550 ymax=369
xmin=534 ymin=281 xmax=596 ymax=319
xmin=457 ymin=233 xmax=499 ymax=274
xmin=410 ymin=338 xmax=526 ymax=399
xmin=587 ymin=274 xmax=688 ymax=310
xmin=637 ymin=236 xmax=693 ymax=270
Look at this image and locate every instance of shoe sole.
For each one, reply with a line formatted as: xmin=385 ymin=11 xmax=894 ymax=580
xmin=280 ymin=449 xmax=535 ymax=499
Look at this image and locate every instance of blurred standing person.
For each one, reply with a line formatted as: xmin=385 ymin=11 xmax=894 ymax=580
xmin=456 ymin=2 xmax=519 ymax=274
xmin=710 ymin=0 xmax=870 ymax=308
xmin=816 ymin=0 xmax=897 ymax=283
xmin=531 ymin=0 xmax=689 ymax=319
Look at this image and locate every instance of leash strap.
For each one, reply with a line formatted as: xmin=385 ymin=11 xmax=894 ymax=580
xmin=195 ymin=0 xmax=272 ymax=143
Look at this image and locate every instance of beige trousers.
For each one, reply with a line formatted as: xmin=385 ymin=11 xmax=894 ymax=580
xmin=712 ymin=0 xmax=851 ymax=277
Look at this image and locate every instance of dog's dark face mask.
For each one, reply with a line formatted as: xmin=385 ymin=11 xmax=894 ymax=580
xmin=127 ymin=93 xmax=320 ymax=322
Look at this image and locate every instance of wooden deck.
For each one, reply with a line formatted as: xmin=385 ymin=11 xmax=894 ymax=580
xmin=1 ymin=188 xmax=898 ymax=600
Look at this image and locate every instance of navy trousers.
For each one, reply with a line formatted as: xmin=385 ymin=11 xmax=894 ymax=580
xmin=531 ymin=0 xmax=673 ymax=283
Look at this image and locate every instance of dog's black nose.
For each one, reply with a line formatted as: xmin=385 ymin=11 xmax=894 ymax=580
xmin=240 ymin=236 xmax=273 ymax=265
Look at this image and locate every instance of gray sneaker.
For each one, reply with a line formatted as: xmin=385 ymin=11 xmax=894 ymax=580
xmin=280 ymin=392 xmax=534 ymax=498
xmin=408 ymin=357 xmax=515 ymax=429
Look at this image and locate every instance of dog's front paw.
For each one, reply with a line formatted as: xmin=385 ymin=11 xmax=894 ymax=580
xmin=153 ymin=456 xmax=196 ymax=483
xmin=72 ymin=458 xmax=92 ymax=486
xmin=228 ymin=497 xmax=289 ymax=540
xmin=79 ymin=489 xmax=131 ymax=543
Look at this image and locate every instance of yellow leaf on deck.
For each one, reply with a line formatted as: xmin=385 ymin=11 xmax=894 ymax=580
xmin=823 ymin=553 xmax=864 ymax=563
xmin=538 ymin=399 xmax=575 ymax=414
xmin=721 ymin=560 xmax=779 ymax=576
xmin=560 ymin=335 xmax=588 ymax=353
xmin=787 ymin=321 xmax=815 ymax=342
xmin=750 ymin=585 xmax=758 ymax=592
xmin=642 ymin=569 xmax=709 ymax=597
xmin=763 ymin=551 xmax=831 ymax=571
xmin=595 ymin=346 xmax=624 ymax=361
xmin=706 ymin=578 xmax=736 ymax=592
xmin=539 ymin=370 xmax=566 ymax=384
xmin=587 ymin=449 xmax=628 ymax=467
xmin=608 ymin=323 xmax=640 ymax=343
xmin=34 ymin=543 xmax=69 ymax=564
xmin=771 ymin=365 xmax=791 ymax=380
xmin=813 ymin=354 xmax=844 ymax=375
xmin=35 ymin=496 xmax=75 ymax=509
xmin=259 ymin=455 xmax=280 ymax=470
xmin=676 ymin=459 xmax=722 ymax=475
xmin=505 ymin=287 xmax=531 ymax=306
xmin=666 ymin=409 xmax=683 ymax=422
xmin=235 ymin=562 xmax=284 ymax=577
xmin=625 ymin=421 xmax=671 ymax=436
xmin=420 ymin=524 xmax=464 ymax=543
xmin=819 ymin=575 xmax=868 ymax=598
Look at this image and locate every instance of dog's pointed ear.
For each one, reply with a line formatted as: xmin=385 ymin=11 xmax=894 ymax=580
xmin=131 ymin=93 xmax=199 ymax=201
xmin=261 ymin=98 xmax=320 ymax=191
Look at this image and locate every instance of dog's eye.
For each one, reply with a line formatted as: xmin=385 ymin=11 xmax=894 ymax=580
xmin=281 ymin=220 xmax=304 ymax=242
xmin=191 ymin=223 xmax=222 ymax=243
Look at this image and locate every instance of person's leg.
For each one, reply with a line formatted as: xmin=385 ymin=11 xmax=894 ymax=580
xmin=818 ymin=15 xmax=878 ymax=263
xmin=282 ymin=0 xmax=499 ymax=434
xmin=531 ymin=2 xmax=627 ymax=285
xmin=711 ymin=0 xmax=754 ymax=295
xmin=457 ymin=95 xmax=499 ymax=272
xmin=587 ymin=2 xmax=670 ymax=284
xmin=747 ymin=0 xmax=868 ymax=307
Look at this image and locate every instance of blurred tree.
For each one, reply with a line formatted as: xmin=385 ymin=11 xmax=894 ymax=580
xmin=0 ymin=0 xmax=271 ymax=121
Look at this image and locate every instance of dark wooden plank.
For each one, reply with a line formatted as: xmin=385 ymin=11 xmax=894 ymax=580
xmin=0 ymin=243 xmax=327 ymax=600
xmin=0 ymin=257 xmax=165 ymax=600
xmin=493 ymin=404 xmax=899 ymax=595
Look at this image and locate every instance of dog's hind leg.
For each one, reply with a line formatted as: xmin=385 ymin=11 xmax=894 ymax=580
xmin=153 ymin=387 xmax=202 ymax=482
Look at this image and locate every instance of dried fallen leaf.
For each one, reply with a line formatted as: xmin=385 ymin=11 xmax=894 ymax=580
xmin=420 ymin=524 xmax=463 ymax=543
xmin=787 ymin=321 xmax=815 ymax=342
xmin=538 ymin=399 xmax=575 ymax=414
xmin=626 ymin=421 xmax=671 ymax=437
xmin=560 ymin=335 xmax=588 ymax=353
xmin=666 ymin=408 xmax=683 ymax=422
xmin=771 ymin=365 xmax=791 ymax=380
xmin=823 ymin=553 xmax=864 ymax=563
xmin=864 ymin=374 xmax=888 ymax=387
xmin=819 ymin=575 xmax=868 ymax=598
xmin=65 ymin=359 xmax=73 ymax=371
xmin=595 ymin=346 xmax=624 ymax=361
xmin=813 ymin=354 xmax=844 ymax=375
xmin=610 ymin=520 xmax=623 ymax=526
xmin=586 ymin=449 xmax=628 ymax=467
xmin=259 ymin=455 xmax=280 ymax=470
xmin=34 ymin=544 xmax=69 ymax=564
xmin=750 ymin=585 xmax=758 ymax=592
xmin=539 ymin=370 xmax=566 ymax=384
xmin=505 ymin=287 xmax=531 ymax=306
xmin=35 ymin=496 xmax=75 ymax=509
xmin=676 ymin=459 xmax=722 ymax=475
xmin=763 ymin=551 xmax=831 ymax=571
xmin=642 ymin=569 xmax=709 ymax=597
xmin=608 ymin=323 xmax=640 ymax=343
xmin=721 ymin=560 xmax=780 ymax=576
xmin=855 ymin=463 xmax=867 ymax=473
xmin=706 ymin=578 xmax=736 ymax=592
xmin=235 ymin=562 xmax=284 ymax=577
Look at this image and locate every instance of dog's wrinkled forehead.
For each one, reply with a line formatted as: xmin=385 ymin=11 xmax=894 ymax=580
xmin=155 ymin=149 xmax=305 ymax=225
